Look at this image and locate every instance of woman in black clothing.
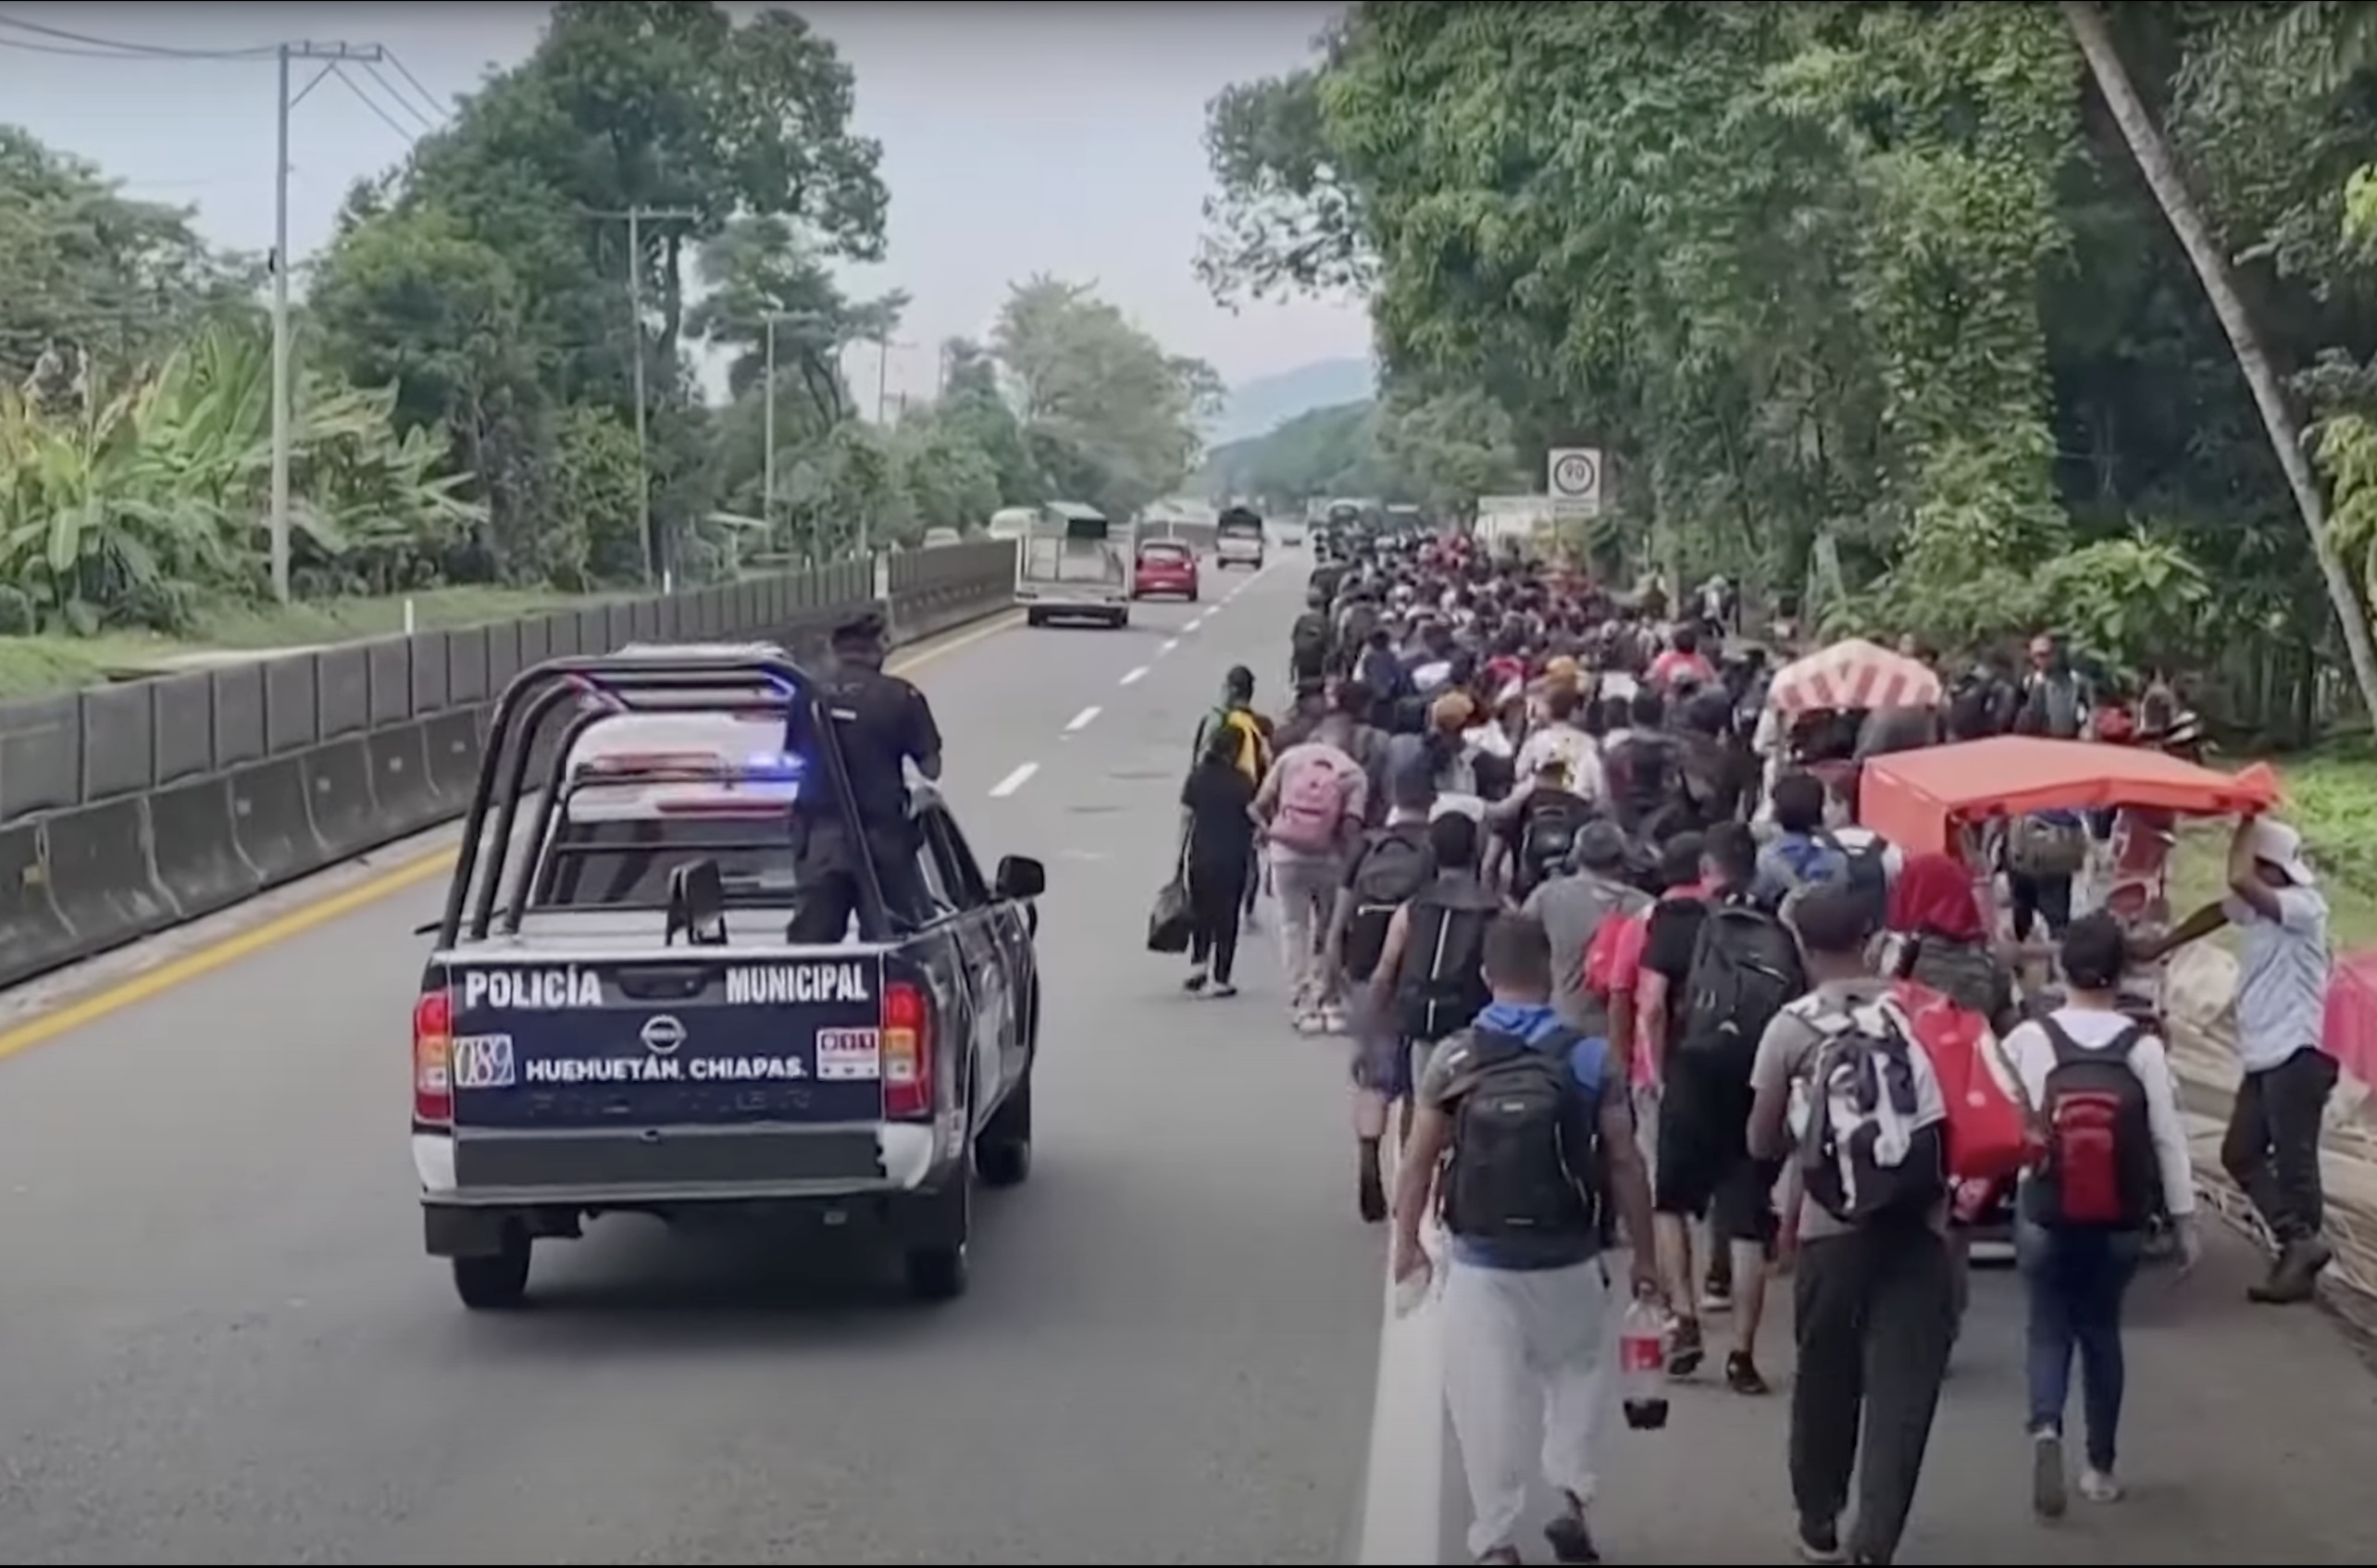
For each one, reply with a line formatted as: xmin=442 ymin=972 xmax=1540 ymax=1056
xmin=1180 ymin=723 xmax=1259 ymax=996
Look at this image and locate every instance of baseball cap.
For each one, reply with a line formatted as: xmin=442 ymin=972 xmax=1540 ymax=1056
xmin=2246 ymin=817 xmax=2317 ymax=887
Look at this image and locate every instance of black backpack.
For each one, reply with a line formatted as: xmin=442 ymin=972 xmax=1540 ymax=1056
xmin=1394 ymin=889 xmax=1494 ymax=1044
xmin=1823 ymin=830 xmax=1891 ymax=932
xmin=1679 ymin=902 xmax=1804 ymax=1058
xmin=1291 ymin=610 xmax=1332 ymax=665
xmin=1440 ymin=1028 xmax=1606 ymax=1244
xmin=1515 ymin=793 xmax=1589 ymax=897
xmin=2029 ymin=1019 xmax=2159 ymax=1230
xmin=1611 ymin=732 xmax=1679 ymax=823
xmin=1341 ymin=826 xmax=1435 ymax=982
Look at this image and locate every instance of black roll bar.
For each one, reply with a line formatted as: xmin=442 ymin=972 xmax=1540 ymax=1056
xmin=436 ymin=653 xmax=889 ymax=948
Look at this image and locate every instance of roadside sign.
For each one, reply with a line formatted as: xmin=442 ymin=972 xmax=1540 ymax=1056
xmin=1547 ymin=448 xmax=1603 ymax=520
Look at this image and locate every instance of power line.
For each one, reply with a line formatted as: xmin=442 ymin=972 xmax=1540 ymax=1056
xmin=0 ymin=12 xmax=274 ymax=59
xmin=380 ymin=52 xmax=447 ymax=125
xmin=329 ymin=61 xmax=418 ymax=144
xmin=361 ymin=58 xmax=438 ymax=131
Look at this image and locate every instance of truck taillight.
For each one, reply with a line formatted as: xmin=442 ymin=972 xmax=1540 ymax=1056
xmin=414 ymin=988 xmax=454 ymax=1125
xmin=880 ymin=979 xmax=932 ymax=1120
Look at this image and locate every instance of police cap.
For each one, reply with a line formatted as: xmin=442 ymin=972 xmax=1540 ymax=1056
xmin=830 ymin=609 xmax=889 ymax=649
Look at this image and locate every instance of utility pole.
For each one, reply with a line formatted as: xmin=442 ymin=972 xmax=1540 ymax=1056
xmin=763 ymin=316 xmax=777 ymax=539
xmin=271 ymin=39 xmax=385 ymax=604
xmin=589 ymin=205 xmax=700 ymax=586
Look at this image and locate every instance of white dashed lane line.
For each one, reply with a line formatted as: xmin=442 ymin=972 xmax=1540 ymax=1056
xmin=988 ymin=762 xmax=1039 ymax=799
xmin=1160 ymin=638 xmax=1180 ymax=655
xmin=1183 ymin=614 xmax=1208 ymax=634
xmin=1064 ymin=705 xmax=1101 ymax=734
xmin=1120 ymin=666 xmax=1149 ymax=687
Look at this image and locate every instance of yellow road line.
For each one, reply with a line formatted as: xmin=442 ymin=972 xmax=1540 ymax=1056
xmin=0 ymin=610 xmax=1024 ymax=1063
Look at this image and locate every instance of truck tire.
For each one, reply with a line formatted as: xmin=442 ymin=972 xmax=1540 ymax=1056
xmin=903 ymin=1182 xmax=971 ymax=1302
xmin=451 ymin=1235 xmax=531 ymax=1311
xmin=1026 ymin=608 xmax=1047 ymax=628
xmin=976 ymin=1074 xmax=1033 ymax=1188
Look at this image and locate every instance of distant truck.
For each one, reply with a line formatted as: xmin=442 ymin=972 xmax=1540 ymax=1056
xmin=1013 ymin=501 xmax=1133 ymax=628
xmin=1214 ymin=505 xmax=1266 ymax=570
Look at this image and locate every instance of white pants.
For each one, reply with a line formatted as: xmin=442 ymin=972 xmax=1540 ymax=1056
xmin=1270 ymin=852 xmax=1340 ymax=1009
xmin=1441 ymin=1255 xmax=1614 ymax=1558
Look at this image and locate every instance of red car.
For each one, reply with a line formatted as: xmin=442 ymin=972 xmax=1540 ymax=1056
xmin=1132 ymin=541 xmax=1200 ymax=601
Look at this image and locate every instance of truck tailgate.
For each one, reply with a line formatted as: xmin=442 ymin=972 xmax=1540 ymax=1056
xmin=442 ymin=953 xmax=888 ymax=1129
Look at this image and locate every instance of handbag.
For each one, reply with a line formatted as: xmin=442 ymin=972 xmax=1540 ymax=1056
xmin=1146 ymin=821 xmax=1194 ymax=954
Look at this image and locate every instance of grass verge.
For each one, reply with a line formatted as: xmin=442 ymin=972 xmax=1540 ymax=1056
xmin=2171 ymin=734 xmax=2377 ymax=952
xmin=0 ymin=587 xmax=627 ymax=702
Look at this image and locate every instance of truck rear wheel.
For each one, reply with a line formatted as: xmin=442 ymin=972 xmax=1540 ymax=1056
xmin=1026 ymin=608 xmax=1047 ymax=628
xmin=451 ymin=1234 xmax=531 ymax=1310
xmin=903 ymin=1179 xmax=971 ymax=1302
xmin=976 ymin=1075 xmax=1033 ymax=1188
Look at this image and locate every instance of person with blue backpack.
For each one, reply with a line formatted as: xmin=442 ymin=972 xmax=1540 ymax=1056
xmin=1755 ymin=771 xmax=1849 ymax=908
xmin=1390 ymin=913 xmax=1661 ymax=1566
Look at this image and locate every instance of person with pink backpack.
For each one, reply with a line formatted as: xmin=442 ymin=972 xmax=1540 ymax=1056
xmin=1257 ymin=723 xmax=1372 ymax=1031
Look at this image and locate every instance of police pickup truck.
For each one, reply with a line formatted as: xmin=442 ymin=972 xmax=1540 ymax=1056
xmin=412 ymin=646 xmax=1044 ymax=1308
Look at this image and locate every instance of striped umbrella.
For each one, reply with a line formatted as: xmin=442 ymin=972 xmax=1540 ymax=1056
xmin=1767 ymin=638 xmax=1942 ymax=714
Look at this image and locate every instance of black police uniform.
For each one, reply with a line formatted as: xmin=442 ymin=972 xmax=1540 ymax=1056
xmin=792 ymin=613 xmax=943 ymax=940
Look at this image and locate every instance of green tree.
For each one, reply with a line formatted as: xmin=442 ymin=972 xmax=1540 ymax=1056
xmin=0 ymin=127 xmax=259 ymax=385
xmin=992 ymin=277 xmax=1219 ymax=520
xmin=312 ymin=0 xmax=888 ymax=580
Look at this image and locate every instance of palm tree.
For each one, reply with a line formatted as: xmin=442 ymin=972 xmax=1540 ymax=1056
xmin=2060 ymin=0 xmax=2377 ymax=722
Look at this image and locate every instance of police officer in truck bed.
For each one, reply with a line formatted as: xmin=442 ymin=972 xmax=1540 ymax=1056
xmin=791 ymin=611 xmax=944 ymax=940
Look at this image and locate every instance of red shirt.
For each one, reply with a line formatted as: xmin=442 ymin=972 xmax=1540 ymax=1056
xmin=1649 ymin=650 xmax=1716 ymax=689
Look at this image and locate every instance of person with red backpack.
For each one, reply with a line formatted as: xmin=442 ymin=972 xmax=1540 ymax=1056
xmin=1998 ymin=913 xmax=2198 ymax=1518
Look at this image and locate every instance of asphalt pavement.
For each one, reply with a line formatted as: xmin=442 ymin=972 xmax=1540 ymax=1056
xmin=4 ymin=554 xmax=2377 ymax=1564
xmin=0 ymin=561 xmax=1380 ymax=1564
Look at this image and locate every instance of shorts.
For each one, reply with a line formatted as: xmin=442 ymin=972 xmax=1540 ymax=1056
xmin=1347 ymin=992 xmax=1418 ymax=1100
xmin=1652 ymin=1064 xmax=1781 ymax=1247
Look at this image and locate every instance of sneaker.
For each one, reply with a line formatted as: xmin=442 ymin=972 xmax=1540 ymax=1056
xmin=2031 ymin=1428 xmax=2068 ymax=1519
xmin=1699 ymin=1280 xmax=1733 ymax=1313
xmin=1212 ymin=983 xmax=1238 ymax=1000
xmin=1666 ymin=1315 xmax=1705 ymax=1379
xmin=1795 ymin=1515 xmax=1846 ymax=1563
xmin=1475 ymin=1550 xmax=1521 ymax=1565
xmin=1320 ymin=1004 xmax=1349 ymax=1035
xmin=1182 ymin=970 xmax=1208 ymax=994
xmin=2077 ymin=1466 xmax=2122 ymax=1504
xmin=1724 ymin=1350 xmax=1770 ymax=1396
xmin=1544 ymin=1493 xmax=1599 ymax=1564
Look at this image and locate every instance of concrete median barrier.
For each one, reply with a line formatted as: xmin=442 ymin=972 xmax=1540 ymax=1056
xmin=367 ymin=723 xmax=444 ymax=840
xmin=43 ymin=797 xmax=174 ymax=960
xmin=0 ymin=554 xmax=1022 ymax=992
xmin=0 ymin=822 xmax=81 ymax=989
xmin=301 ymin=737 xmax=382 ymax=862
xmin=146 ymin=776 xmax=263 ymax=922
xmin=227 ymin=757 xmax=327 ymax=890
xmin=421 ymin=710 xmax=485 ymax=809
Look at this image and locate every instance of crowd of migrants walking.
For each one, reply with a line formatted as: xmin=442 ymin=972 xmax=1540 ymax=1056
xmin=1146 ymin=522 xmax=2340 ymax=1565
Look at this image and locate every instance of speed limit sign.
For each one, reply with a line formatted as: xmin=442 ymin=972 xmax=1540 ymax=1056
xmin=1548 ymin=448 xmax=1602 ymax=519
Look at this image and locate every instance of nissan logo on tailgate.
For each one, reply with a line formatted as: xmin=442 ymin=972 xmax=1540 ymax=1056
xmin=640 ymin=1014 xmax=687 ymax=1055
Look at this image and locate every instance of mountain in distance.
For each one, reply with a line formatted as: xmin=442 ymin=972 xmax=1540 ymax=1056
xmin=1205 ymin=355 xmax=1375 ymax=447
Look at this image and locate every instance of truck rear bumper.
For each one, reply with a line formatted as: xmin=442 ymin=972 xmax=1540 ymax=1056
xmin=417 ymin=1124 xmax=967 ymax=1257
xmin=413 ymin=1120 xmax=944 ymax=1204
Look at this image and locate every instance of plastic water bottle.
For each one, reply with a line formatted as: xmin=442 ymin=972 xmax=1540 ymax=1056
xmin=1619 ymin=1296 xmax=1669 ymax=1431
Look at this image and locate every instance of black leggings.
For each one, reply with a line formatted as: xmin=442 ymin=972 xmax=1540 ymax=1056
xmin=1188 ymin=863 xmax=1249 ymax=984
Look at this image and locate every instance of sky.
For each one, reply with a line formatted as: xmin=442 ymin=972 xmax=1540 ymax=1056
xmin=0 ymin=1 xmax=1372 ymax=406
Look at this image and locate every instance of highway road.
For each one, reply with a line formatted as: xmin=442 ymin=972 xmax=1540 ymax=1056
xmin=3 ymin=554 xmax=2377 ymax=1563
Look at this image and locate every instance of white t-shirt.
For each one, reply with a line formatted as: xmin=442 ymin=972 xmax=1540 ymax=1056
xmin=1512 ymin=724 xmax=1605 ymax=804
xmin=2001 ymin=1005 xmax=2196 ymax=1218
